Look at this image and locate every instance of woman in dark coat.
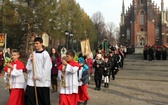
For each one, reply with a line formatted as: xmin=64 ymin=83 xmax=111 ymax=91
xmin=50 ymin=48 xmax=61 ymax=92
xmin=0 ymin=50 xmax=4 ymax=76
xmin=113 ymin=49 xmax=121 ymax=75
xmin=93 ymin=54 xmax=104 ymax=90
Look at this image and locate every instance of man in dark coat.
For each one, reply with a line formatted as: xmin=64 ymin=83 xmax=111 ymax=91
xmin=143 ymin=47 xmax=148 ymax=60
xmin=108 ymin=51 xmax=115 ymax=80
xmin=148 ymin=46 xmax=154 ymax=61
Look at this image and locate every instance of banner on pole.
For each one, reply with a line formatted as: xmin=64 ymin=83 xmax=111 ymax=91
xmin=0 ymin=33 xmax=5 ymax=47
xmin=80 ymin=39 xmax=91 ymax=56
xmin=42 ymin=33 xmax=49 ymax=47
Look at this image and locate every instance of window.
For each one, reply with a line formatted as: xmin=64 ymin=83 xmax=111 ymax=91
xmin=155 ymin=26 xmax=160 ymax=39
xmin=126 ymin=28 xmax=130 ymax=39
xmin=140 ymin=11 xmax=145 ymax=25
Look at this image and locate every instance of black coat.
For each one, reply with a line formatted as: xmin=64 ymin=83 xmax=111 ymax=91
xmin=80 ymin=68 xmax=90 ymax=85
xmin=108 ymin=55 xmax=114 ymax=69
xmin=113 ymin=54 xmax=120 ymax=69
xmin=93 ymin=60 xmax=104 ymax=79
xmin=103 ymin=61 xmax=111 ymax=76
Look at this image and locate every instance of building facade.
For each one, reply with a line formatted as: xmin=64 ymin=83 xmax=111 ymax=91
xmin=120 ymin=0 xmax=168 ymax=47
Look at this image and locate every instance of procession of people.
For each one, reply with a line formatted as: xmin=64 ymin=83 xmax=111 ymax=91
xmin=0 ymin=36 xmax=140 ymax=105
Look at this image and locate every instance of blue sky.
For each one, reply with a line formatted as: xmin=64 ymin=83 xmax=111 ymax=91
xmin=76 ymin=0 xmax=168 ymax=27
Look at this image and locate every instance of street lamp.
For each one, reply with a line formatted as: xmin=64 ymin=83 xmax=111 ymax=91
xmin=64 ymin=31 xmax=73 ymax=50
xmin=69 ymin=32 xmax=73 ymax=37
xmin=69 ymin=32 xmax=73 ymax=50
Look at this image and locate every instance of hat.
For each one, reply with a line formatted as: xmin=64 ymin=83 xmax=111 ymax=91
xmin=97 ymin=54 xmax=102 ymax=58
xmin=78 ymin=57 xmax=84 ymax=64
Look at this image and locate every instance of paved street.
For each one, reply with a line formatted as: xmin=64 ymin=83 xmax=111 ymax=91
xmin=0 ymin=54 xmax=168 ymax=105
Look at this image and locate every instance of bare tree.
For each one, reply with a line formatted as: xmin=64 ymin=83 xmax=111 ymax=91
xmin=92 ymin=11 xmax=106 ymax=45
xmin=114 ymin=27 xmax=120 ymax=40
xmin=106 ymin=22 xmax=116 ymax=37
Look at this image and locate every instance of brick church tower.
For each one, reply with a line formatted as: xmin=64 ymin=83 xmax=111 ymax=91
xmin=120 ymin=0 xmax=168 ymax=47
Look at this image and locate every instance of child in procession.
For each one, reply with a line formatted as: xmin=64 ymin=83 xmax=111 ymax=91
xmin=103 ymin=56 xmax=111 ymax=88
xmin=78 ymin=57 xmax=90 ymax=105
xmin=58 ymin=50 xmax=80 ymax=105
xmin=85 ymin=54 xmax=93 ymax=84
xmin=3 ymin=49 xmax=25 ymax=105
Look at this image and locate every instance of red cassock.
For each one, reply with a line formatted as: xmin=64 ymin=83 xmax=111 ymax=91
xmin=4 ymin=60 xmax=25 ymax=105
xmin=59 ymin=60 xmax=80 ymax=105
xmin=78 ymin=84 xmax=90 ymax=102
xmin=7 ymin=89 xmax=24 ymax=105
xmin=59 ymin=93 xmax=78 ymax=105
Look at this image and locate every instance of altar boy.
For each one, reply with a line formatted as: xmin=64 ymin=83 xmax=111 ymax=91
xmin=59 ymin=50 xmax=80 ymax=105
xmin=25 ymin=37 xmax=52 ymax=105
xmin=4 ymin=50 xmax=25 ymax=105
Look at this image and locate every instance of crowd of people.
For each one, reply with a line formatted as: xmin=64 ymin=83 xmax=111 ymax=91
xmin=93 ymin=47 xmax=125 ymax=90
xmin=0 ymin=37 xmax=126 ymax=105
xmin=143 ymin=45 xmax=167 ymax=61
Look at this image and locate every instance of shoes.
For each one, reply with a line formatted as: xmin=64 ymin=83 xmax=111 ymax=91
xmin=94 ymin=87 xmax=98 ymax=90
xmin=51 ymin=90 xmax=54 ymax=93
xmin=84 ymin=100 xmax=88 ymax=105
xmin=107 ymin=83 xmax=109 ymax=88
xmin=97 ymin=88 xmax=101 ymax=91
xmin=104 ymin=83 xmax=106 ymax=87
xmin=51 ymin=89 xmax=57 ymax=93
xmin=77 ymin=102 xmax=83 ymax=105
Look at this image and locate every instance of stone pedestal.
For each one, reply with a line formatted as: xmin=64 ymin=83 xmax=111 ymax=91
xmin=135 ymin=46 xmax=144 ymax=54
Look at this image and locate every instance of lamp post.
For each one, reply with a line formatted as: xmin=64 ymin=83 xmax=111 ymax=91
xmin=122 ymin=34 xmax=125 ymax=46
xmin=64 ymin=31 xmax=73 ymax=50
xmin=69 ymin=32 xmax=73 ymax=50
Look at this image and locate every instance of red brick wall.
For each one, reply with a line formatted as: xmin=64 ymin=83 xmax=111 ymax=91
xmin=147 ymin=21 xmax=155 ymax=45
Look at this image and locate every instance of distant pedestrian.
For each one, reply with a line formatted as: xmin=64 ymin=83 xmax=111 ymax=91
xmin=50 ymin=48 xmax=61 ymax=93
xmin=103 ymin=56 xmax=111 ymax=88
xmin=143 ymin=47 xmax=148 ymax=60
xmin=0 ymin=50 xmax=4 ymax=76
xmin=113 ymin=49 xmax=121 ymax=75
xmin=85 ymin=54 xmax=93 ymax=84
xmin=162 ymin=47 xmax=167 ymax=60
xmin=93 ymin=54 xmax=104 ymax=90
xmin=118 ymin=48 xmax=124 ymax=68
xmin=108 ymin=51 xmax=115 ymax=80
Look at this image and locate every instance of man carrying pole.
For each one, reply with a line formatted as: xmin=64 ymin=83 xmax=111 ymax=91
xmin=25 ymin=37 xmax=52 ymax=105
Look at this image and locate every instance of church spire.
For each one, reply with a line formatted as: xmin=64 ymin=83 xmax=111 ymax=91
xmin=120 ymin=0 xmax=125 ymax=26
xmin=122 ymin=0 xmax=125 ymax=14
xmin=161 ymin=0 xmax=164 ymax=11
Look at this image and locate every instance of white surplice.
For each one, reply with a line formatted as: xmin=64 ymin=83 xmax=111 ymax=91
xmin=58 ymin=64 xmax=79 ymax=94
xmin=26 ymin=50 xmax=52 ymax=87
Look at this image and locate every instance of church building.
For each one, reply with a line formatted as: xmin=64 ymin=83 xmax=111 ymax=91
xmin=120 ymin=0 xmax=168 ymax=47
